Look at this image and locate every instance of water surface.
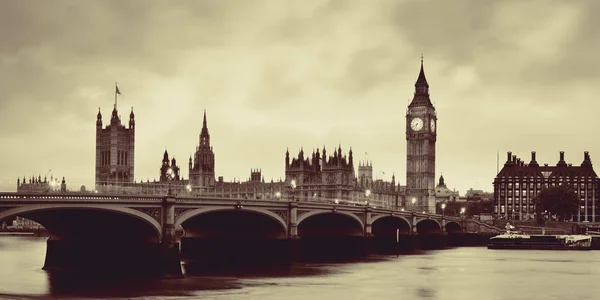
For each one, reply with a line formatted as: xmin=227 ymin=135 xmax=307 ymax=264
xmin=0 ymin=237 xmax=598 ymax=299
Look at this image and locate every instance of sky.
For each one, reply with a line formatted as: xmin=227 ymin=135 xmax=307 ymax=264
xmin=1 ymin=0 xmax=599 ymax=195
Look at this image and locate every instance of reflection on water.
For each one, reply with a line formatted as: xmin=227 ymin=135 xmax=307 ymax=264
xmin=1 ymin=236 xmax=600 ymax=299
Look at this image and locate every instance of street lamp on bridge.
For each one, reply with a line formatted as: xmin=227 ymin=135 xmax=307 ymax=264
xmin=166 ymin=168 xmax=174 ymax=196
xmin=290 ymin=179 xmax=297 ymax=202
xmin=441 ymin=203 xmax=446 ymax=217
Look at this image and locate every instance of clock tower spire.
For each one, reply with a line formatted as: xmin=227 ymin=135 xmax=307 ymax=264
xmin=406 ymin=57 xmax=437 ymax=213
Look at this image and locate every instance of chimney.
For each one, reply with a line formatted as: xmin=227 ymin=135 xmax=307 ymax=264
xmin=529 ymin=151 xmax=539 ymax=167
xmin=512 ymin=155 xmax=517 ymax=164
xmin=560 ymin=151 xmax=565 ymax=161
xmin=582 ymin=151 xmax=592 ymax=167
xmin=507 ymin=151 xmax=512 ymax=162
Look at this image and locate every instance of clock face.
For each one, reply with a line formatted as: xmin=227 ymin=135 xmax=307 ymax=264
xmin=430 ymin=119 xmax=436 ymax=132
xmin=410 ymin=117 xmax=423 ymax=131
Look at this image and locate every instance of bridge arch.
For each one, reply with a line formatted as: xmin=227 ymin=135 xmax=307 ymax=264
xmin=371 ymin=215 xmax=412 ymax=235
xmin=175 ymin=207 xmax=288 ymax=237
xmin=0 ymin=204 xmax=162 ymax=242
xmin=371 ymin=215 xmax=411 ymax=227
xmin=297 ymin=210 xmax=365 ymax=229
xmin=416 ymin=218 xmax=442 ymax=234
xmin=445 ymin=221 xmax=462 ymax=233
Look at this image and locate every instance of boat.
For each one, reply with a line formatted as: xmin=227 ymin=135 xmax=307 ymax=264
xmin=487 ymin=223 xmax=592 ymax=250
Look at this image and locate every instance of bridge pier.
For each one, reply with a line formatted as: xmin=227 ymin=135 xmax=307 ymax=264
xmin=364 ymin=207 xmax=373 ymax=237
xmin=160 ymin=196 xmax=183 ymax=279
xmin=288 ymin=202 xmax=299 ymax=239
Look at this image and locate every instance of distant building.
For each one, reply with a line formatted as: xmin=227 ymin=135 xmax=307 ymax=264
xmin=493 ymin=151 xmax=600 ymax=222
xmin=17 ymin=175 xmax=66 ymax=193
xmin=12 ymin=216 xmax=42 ymax=229
xmin=435 ymin=175 xmax=459 ymax=203
xmin=464 ymin=188 xmax=493 ymax=202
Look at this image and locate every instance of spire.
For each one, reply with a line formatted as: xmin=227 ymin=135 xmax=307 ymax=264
xmin=199 ymin=109 xmax=210 ymax=147
xmin=409 ymin=55 xmax=433 ymax=108
xmin=163 ymin=149 xmax=169 ymax=162
xmin=416 ymin=54 xmax=429 ymax=87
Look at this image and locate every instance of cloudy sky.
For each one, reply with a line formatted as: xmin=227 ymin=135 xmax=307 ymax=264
xmin=1 ymin=0 xmax=599 ymax=194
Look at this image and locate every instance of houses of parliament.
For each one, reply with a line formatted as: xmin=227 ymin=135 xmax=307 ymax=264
xmin=17 ymin=60 xmax=441 ymax=212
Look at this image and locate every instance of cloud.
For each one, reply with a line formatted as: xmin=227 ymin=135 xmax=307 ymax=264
xmin=0 ymin=0 xmax=599 ymax=194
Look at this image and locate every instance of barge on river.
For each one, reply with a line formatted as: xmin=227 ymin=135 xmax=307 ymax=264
xmin=487 ymin=223 xmax=592 ymax=250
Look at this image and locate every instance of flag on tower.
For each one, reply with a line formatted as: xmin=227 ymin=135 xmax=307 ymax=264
xmin=116 ymin=85 xmax=121 ymax=95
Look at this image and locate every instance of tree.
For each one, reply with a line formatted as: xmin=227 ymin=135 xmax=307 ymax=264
xmin=533 ymin=185 xmax=579 ymax=224
xmin=436 ymin=201 xmax=464 ymax=216
xmin=466 ymin=200 xmax=495 ymax=216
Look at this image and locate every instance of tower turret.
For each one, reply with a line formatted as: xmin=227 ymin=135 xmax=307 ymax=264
xmin=96 ymin=108 xmax=102 ymax=127
xmin=163 ymin=150 xmax=169 ymax=165
xmin=129 ymin=107 xmax=135 ymax=129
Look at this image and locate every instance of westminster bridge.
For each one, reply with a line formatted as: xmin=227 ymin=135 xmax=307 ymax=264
xmin=0 ymin=192 xmax=501 ymax=278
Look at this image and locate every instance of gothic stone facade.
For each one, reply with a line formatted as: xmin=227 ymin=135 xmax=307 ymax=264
xmin=95 ymin=105 xmax=135 ymax=187
xmin=284 ymin=147 xmax=401 ymax=208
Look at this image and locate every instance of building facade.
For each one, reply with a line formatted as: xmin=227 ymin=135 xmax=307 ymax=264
xmin=284 ymin=147 xmax=401 ymax=208
xmin=89 ymin=101 xmax=403 ymax=206
xmin=493 ymin=151 xmax=600 ymax=222
xmin=95 ymin=105 xmax=135 ymax=187
xmin=406 ymin=59 xmax=437 ymax=213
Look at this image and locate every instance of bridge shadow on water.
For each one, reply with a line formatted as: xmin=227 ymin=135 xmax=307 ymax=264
xmin=28 ymin=233 xmax=489 ymax=299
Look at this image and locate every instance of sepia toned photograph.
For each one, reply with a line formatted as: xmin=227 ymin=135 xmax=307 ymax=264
xmin=0 ymin=0 xmax=599 ymax=299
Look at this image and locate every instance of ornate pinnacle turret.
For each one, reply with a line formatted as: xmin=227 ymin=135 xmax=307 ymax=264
xmin=163 ymin=149 xmax=169 ymax=163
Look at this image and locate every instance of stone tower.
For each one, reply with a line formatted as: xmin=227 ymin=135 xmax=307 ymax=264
xmin=188 ymin=110 xmax=215 ymax=193
xmin=405 ymin=58 xmax=437 ymax=213
xmin=358 ymin=160 xmax=373 ymax=188
xmin=95 ymin=103 xmax=135 ymax=188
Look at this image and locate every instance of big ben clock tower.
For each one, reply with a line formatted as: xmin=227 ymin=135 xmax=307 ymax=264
xmin=406 ymin=57 xmax=437 ymax=213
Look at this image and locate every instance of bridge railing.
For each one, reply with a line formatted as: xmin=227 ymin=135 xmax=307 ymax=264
xmin=0 ymin=192 xmax=164 ymax=203
xmin=0 ymin=192 xmax=459 ymax=220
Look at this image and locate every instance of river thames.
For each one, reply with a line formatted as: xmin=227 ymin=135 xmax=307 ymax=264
xmin=1 ymin=236 xmax=599 ymax=299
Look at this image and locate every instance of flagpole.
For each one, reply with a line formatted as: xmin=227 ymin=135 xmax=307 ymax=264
xmin=115 ymin=82 xmax=118 ymax=109
xmin=496 ymin=150 xmax=499 ymax=174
